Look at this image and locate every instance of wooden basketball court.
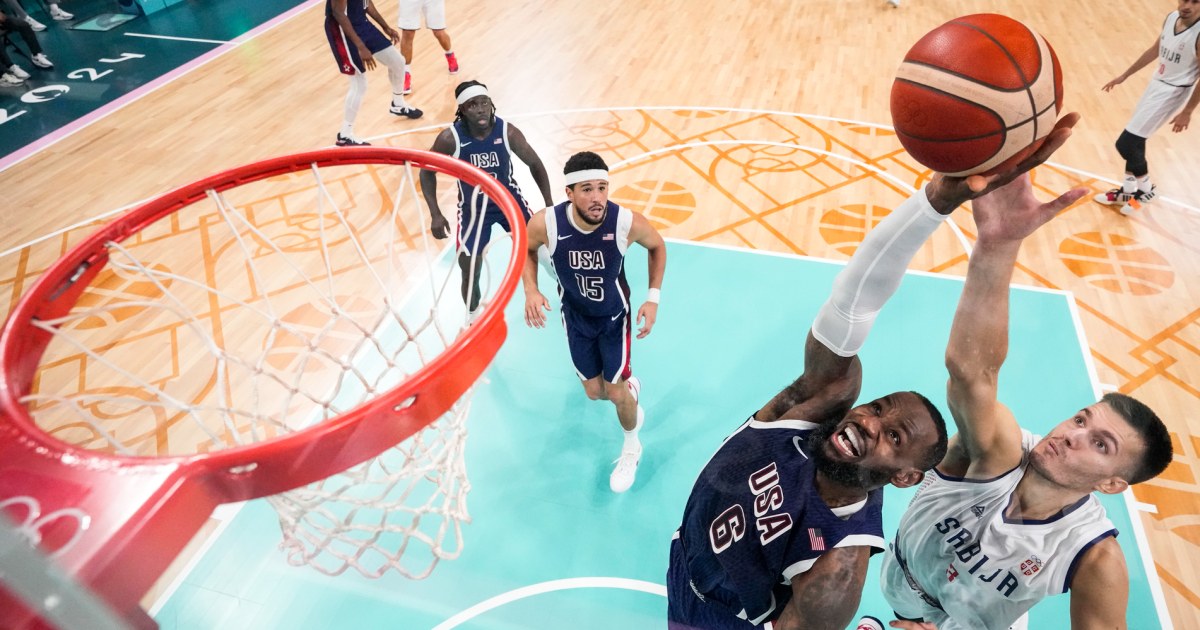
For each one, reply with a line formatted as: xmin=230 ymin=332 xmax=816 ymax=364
xmin=2 ymin=0 xmax=1199 ymax=627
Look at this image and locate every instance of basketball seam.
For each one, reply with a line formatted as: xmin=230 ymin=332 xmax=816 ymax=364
xmin=893 ymin=78 xmax=1006 ymax=142
xmin=951 ymin=18 xmax=1043 ymax=147
xmin=898 ymin=60 xmax=1032 ymax=94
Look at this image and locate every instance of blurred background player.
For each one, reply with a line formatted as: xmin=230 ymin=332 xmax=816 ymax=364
xmin=324 ymin=0 xmax=422 ymax=147
xmin=1095 ymin=0 xmax=1199 ymax=215
xmin=523 ymin=152 xmax=666 ymax=494
xmin=422 ymin=80 xmax=553 ymax=314
xmin=397 ymin=0 xmax=458 ymax=95
xmin=879 ymin=125 xmax=1174 ymax=630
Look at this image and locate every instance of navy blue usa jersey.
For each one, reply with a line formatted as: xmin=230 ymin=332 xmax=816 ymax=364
xmin=451 ymin=116 xmax=531 ymax=217
xmin=673 ymin=417 xmax=885 ymax=625
xmin=545 ymin=200 xmax=632 ymax=318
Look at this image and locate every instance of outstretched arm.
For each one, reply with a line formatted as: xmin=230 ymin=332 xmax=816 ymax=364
xmin=1102 ymin=39 xmax=1159 ymax=92
xmin=772 ymin=546 xmax=871 ymax=630
xmin=758 ymin=185 xmax=951 ymax=423
xmin=629 ymin=212 xmax=666 ymax=339
xmin=944 ymin=148 xmax=1087 ymax=476
xmin=508 ymin=125 xmax=555 ymax=208
xmin=421 ymin=130 xmax=456 ymax=239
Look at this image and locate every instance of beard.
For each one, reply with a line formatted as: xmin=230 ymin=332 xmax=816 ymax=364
xmin=575 ymin=204 xmax=606 ymax=226
xmin=804 ymin=421 xmax=894 ymax=490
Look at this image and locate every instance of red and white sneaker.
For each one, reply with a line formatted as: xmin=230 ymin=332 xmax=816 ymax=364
xmin=402 ymin=71 xmax=412 ymax=95
xmin=446 ymin=52 xmax=459 ymax=74
xmin=1093 ymin=188 xmax=1135 ymax=206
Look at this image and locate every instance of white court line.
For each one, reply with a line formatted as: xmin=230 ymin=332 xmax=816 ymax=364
xmin=431 ymin=577 xmax=666 ymax=630
xmin=124 ymin=32 xmax=230 ymax=45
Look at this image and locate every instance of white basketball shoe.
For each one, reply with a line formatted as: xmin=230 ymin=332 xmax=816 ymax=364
xmin=610 ymin=376 xmax=644 ymax=493
xmin=610 ymin=439 xmax=642 ymax=493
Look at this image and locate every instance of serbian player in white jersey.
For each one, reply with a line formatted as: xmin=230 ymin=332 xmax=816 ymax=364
xmin=880 ymin=133 xmax=1174 ymax=628
xmin=667 ymin=115 xmax=1092 ymax=630
xmin=324 ymin=0 xmax=423 ymax=147
xmin=523 ymin=152 xmax=666 ymax=493
xmin=1095 ymin=0 xmax=1200 ymax=214
xmin=422 ymin=81 xmax=554 ymax=316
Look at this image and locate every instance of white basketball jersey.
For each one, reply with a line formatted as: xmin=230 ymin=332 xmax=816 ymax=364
xmin=1156 ymin=11 xmax=1200 ymax=87
xmin=884 ymin=430 xmax=1117 ymax=630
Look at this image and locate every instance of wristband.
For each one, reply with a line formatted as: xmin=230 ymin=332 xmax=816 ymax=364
xmin=646 ymin=288 xmax=660 ymax=304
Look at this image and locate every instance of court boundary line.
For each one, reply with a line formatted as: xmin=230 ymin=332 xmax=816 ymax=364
xmin=0 ymin=0 xmax=324 ymax=174
xmin=430 ymin=577 xmax=666 ymax=630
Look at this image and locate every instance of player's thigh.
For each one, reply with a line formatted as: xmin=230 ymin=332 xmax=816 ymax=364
xmin=596 ymin=310 xmax=632 ymax=384
xmin=397 ymin=0 xmax=422 ymax=29
xmin=561 ymin=306 xmax=604 ymax=381
xmin=1126 ymin=81 xmax=1192 ymax=137
xmin=324 ymin=18 xmax=366 ymax=74
xmin=457 ymin=205 xmax=506 ymax=256
xmin=424 ymin=0 xmax=448 ymax=31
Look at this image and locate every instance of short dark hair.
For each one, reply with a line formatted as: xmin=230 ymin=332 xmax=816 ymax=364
xmin=1103 ymin=392 xmax=1173 ymax=485
xmin=909 ymin=391 xmax=949 ymax=471
xmin=563 ymin=151 xmax=608 ymax=189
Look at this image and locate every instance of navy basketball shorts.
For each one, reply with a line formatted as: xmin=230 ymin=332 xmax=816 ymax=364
xmin=456 ymin=202 xmax=531 ymax=257
xmin=560 ymin=302 xmax=632 ymax=384
xmin=667 ymin=537 xmax=763 ymax=629
xmin=324 ymin=16 xmax=392 ymax=74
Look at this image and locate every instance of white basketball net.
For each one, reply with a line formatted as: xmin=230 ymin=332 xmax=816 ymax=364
xmin=16 ymin=157 xmax=513 ymax=579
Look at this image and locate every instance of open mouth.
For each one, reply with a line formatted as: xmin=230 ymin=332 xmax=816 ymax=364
xmin=834 ymin=424 xmax=865 ymax=458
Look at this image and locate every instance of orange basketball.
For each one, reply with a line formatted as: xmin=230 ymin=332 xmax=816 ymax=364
xmin=890 ymin=14 xmax=1063 ymax=176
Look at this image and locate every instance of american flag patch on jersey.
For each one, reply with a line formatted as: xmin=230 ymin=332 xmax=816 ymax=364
xmin=808 ymin=528 xmax=825 ymax=551
xmin=603 ymin=233 xmax=614 ymax=240
xmin=493 ymin=138 xmax=503 ymax=144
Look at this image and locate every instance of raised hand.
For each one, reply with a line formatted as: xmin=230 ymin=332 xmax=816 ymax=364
xmin=970 ymin=173 xmax=1086 ymax=245
xmin=925 ymin=113 xmax=1081 ymax=214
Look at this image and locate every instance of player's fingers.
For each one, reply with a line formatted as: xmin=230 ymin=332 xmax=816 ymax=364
xmin=1044 ymin=188 xmax=1088 ymax=214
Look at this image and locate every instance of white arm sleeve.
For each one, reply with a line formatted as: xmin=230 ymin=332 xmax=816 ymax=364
xmin=811 ymin=186 xmax=949 ymax=357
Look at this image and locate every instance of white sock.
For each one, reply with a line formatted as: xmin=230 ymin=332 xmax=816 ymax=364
xmin=1121 ymin=174 xmax=1136 ymax=194
xmin=623 ymin=409 xmax=643 ymax=448
xmin=392 ymin=93 xmax=407 ymax=109
xmin=1136 ymin=175 xmax=1152 ymax=193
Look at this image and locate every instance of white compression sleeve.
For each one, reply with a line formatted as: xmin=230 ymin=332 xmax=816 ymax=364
xmin=374 ymin=47 xmax=407 ymax=100
xmin=811 ymin=186 xmax=949 ymax=357
xmin=344 ymin=72 xmax=367 ymax=126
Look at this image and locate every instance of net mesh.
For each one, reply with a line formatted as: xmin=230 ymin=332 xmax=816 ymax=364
xmin=12 ymin=156 xmax=515 ymax=578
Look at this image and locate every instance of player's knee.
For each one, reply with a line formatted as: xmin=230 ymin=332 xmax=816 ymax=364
xmin=1115 ymin=131 xmax=1145 ymax=161
xmin=603 ymin=381 xmax=626 ymax=402
xmin=582 ymin=380 xmax=605 ymax=400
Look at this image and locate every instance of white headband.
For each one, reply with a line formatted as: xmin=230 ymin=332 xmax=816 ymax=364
xmin=564 ymin=169 xmax=609 ymax=186
xmin=455 ymin=85 xmax=489 ymax=104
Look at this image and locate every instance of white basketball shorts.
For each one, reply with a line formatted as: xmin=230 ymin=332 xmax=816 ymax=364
xmin=1125 ymin=78 xmax=1196 ymax=138
xmin=398 ymin=0 xmax=447 ymax=30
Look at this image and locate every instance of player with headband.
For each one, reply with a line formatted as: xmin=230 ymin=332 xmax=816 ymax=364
xmin=421 ymin=80 xmax=554 ymax=316
xmin=523 ymin=151 xmax=667 ymax=493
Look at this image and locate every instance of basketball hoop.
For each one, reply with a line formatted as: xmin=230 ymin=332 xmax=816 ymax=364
xmin=0 ymin=148 xmax=527 ymax=627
